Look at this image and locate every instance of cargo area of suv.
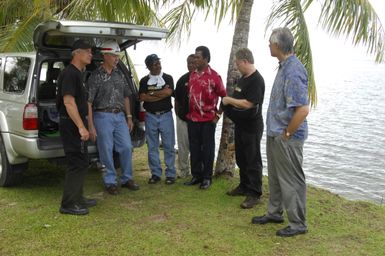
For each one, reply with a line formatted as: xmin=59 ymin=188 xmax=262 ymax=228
xmin=0 ymin=20 xmax=168 ymax=186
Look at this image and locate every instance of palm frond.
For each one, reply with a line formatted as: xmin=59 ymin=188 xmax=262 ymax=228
xmin=0 ymin=0 xmax=57 ymax=52
xmin=319 ymin=0 xmax=385 ymax=62
xmin=266 ymin=0 xmax=317 ymax=107
xmin=160 ymin=0 xmax=242 ymax=44
xmin=66 ymin=0 xmax=159 ymax=25
xmin=160 ymin=2 xmax=195 ymax=45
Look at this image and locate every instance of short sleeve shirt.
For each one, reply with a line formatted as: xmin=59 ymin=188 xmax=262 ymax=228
xmin=174 ymin=72 xmax=190 ymax=121
xmin=186 ymin=65 xmax=226 ymax=122
xmin=232 ymin=70 xmax=265 ymax=131
xmin=139 ymin=73 xmax=174 ymax=113
xmin=57 ymin=64 xmax=88 ymax=118
xmin=266 ymin=55 xmax=309 ymax=140
xmin=87 ymin=66 xmax=131 ymax=110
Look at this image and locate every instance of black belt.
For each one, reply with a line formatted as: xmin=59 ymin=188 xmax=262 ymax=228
xmin=148 ymin=110 xmax=170 ymax=115
xmin=95 ymin=108 xmax=121 ymax=113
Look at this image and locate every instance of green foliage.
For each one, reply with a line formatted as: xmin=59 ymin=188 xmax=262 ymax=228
xmin=319 ymin=0 xmax=385 ymax=62
xmin=1 ymin=147 xmax=385 ymax=255
xmin=266 ymin=0 xmax=317 ymax=107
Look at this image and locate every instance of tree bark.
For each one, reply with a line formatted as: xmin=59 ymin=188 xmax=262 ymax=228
xmin=214 ymin=0 xmax=254 ymax=176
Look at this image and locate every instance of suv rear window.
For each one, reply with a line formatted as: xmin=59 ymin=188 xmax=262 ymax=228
xmin=3 ymin=57 xmax=31 ymax=94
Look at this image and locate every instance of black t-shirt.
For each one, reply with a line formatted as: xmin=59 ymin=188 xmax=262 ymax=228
xmin=57 ymin=64 xmax=88 ymax=119
xmin=139 ymin=73 xmax=174 ymax=113
xmin=174 ymin=72 xmax=190 ymax=121
xmin=228 ymin=70 xmax=265 ymax=132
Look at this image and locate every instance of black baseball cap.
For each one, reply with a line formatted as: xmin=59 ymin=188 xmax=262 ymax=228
xmin=72 ymin=39 xmax=92 ymax=51
xmin=145 ymin=54 xmax=161 ymax=67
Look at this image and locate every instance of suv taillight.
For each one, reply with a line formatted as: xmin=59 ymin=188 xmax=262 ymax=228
xmin=23 ymin=103 xmax=38 ymax=130
xmin=138 ymin=110 xmax=146 ymax=122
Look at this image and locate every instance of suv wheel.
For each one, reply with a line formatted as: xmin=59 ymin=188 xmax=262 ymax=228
xmin=0 ymin=136 xmax=27 ymax=187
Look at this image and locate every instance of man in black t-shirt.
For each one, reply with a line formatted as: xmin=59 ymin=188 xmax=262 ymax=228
xmin=222 ymin=48 xmax=265 ymax=209
xmin=139 ymin=54 xmax=176 ymax=185
xmin=57 ymin=40 xmax=95 ymax=215
xmin=174 ymin=54 xmax=195 ymax=178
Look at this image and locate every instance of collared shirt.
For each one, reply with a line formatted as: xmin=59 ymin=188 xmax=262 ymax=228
xmin=266 ymin=55 xmax=309 ymax=140
xmin=186 ymin=65 xmax=226 ymax=122
xmin=87 ymin=66 xmax=131 ymax=110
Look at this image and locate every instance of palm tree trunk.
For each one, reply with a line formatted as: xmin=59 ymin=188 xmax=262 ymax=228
xmin=214 ymin=0 xmax=254 ymax=176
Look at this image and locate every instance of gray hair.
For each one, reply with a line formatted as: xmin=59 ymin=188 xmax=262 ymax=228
xmin=270 ymin=27 xmax=294 ymax=54
xmin=235 ymin=48 xmax=254 ymax=64
xmin=71 ymin=49 xmax=82 ymax=57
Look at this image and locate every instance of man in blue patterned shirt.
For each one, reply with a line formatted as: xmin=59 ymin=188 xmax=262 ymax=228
xmin=251 ymin=27 xmax=310 ymax=237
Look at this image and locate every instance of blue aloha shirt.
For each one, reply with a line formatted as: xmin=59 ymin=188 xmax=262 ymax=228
xmin=266 ymin=55 xmax=309 ymax=140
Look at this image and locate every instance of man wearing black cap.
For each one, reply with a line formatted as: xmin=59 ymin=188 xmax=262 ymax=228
xmin=57 ymin=39 xmax=96 ymax=215
xmin=139 ymin=54 xmax=176 ymax=185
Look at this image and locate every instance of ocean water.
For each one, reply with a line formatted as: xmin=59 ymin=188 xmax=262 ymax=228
xmin=171 ymin=54 xmax=385 ymax=204
xmin=215 ymin=57 xmax=385 ymax=204
xmin=303 ymin=58 xmax=385 ymax=203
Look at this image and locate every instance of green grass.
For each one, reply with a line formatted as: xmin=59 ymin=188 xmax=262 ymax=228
xmin=1 ymin=147 xmax=385 ymax=256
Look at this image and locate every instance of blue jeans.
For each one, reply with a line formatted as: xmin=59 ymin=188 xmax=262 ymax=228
xmin=93 ymin=112 xmax=133 ymax=185
xmin=145 ymin=111 xmax=176 ymax=178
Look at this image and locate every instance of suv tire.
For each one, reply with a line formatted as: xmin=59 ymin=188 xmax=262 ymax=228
xmin=0 ymin=135 xmax=27 ymax=187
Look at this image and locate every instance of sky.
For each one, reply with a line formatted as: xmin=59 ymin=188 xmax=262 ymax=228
xmin=127 ymin=0 xmax=385 ymax=85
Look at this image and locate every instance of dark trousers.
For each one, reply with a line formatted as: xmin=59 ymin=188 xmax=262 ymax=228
xmin=59 ymin=117 xmax=89 ymax=208
xmin=188 ymin=121 xmax=216 ymax=180
xmin=235 ymin=123 xmax=263 ymax=197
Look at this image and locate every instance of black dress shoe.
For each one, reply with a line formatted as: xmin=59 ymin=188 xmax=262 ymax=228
xmin=82 ymin=197 xmax=97 ymax=207
xmin=59 ymin=204 xmax=89 ymax=215
xmin=276 ymin=226 xmax=308 ymax=237
xmin=199 ymin=179 xmax=211 ymax=189
xmin=251 ymin=215 xmax=284 ymax=224
xmin=183 ymin=177 xmax=201 ymax=186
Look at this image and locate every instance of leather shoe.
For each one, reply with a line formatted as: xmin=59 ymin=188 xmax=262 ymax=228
xmin=251 ymin=215 xmax=284 ymax=224
xmin=240 ymin=196 xmax=260 ymax=209
xmin=59 ymin=204 xmax=89 ymax=215
xmin=148 ymin=175 xmax=161 ymax=184
xmin=82 ymin=197 xmax=97 ymax=207
xmin=276 ymin=226 xmax=308 ymax=237
xmin=226 ymin=186 xmax=247 ymax=196
xmin=183 ymin=177 xmax=201 ymax=186
xmin=122 ymin=180 xmax=140 ymax=190
xmin=165 ymin=177 xmax=176 ymax=185
xmin=199 ymin=179 xmax=211 ymax=189
xmin=106 ymin=184 xmax=119 ymax=195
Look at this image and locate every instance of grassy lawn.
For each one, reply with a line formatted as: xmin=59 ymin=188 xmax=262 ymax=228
xmin=1 ymin=146 xmax=385 ymax=256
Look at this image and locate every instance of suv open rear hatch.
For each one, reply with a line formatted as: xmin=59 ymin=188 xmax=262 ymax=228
xmin=33 ymin=20 xmax=169 ymax=51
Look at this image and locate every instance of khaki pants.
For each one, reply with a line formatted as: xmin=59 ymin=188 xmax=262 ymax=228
xmin=176 ymin=116 xmax=190 ymax=176
xmin=266 ymin=135 xmax=307 ymax=230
